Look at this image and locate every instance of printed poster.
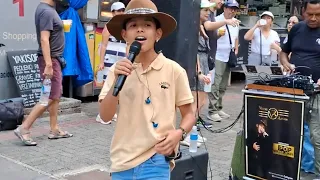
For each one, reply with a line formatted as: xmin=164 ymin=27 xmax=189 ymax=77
xmin=245 ymin=95 xmax=305 ymax=180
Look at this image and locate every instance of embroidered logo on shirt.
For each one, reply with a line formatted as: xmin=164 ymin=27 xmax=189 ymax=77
xmin=160 ymin=82 xmax=170 ymax=89
xmin=316 ymin=38 xmax=320 ymax=45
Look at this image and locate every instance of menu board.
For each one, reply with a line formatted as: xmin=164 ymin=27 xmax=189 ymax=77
xmin=7 ymin=50 xmax=42 ymax=108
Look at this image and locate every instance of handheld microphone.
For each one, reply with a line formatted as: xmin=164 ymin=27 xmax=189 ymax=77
xmin=112 ymin=41 xmax=141 ymax=96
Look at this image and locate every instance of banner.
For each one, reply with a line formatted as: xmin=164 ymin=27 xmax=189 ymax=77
xmin=245 ymin=95 xmax=304 ymax=180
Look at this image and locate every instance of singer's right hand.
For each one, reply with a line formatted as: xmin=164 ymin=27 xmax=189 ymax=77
xmin=114 ymin=58 xmax=133 ymax=77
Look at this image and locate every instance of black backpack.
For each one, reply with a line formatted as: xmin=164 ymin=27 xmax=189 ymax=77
xmin=0 ymin=98 xmax=24 ymax=131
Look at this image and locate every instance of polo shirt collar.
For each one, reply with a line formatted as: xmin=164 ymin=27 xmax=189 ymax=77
xmin=150 ymin=53 xmax=165 ymax=70
xmin=133 ymin=53 xmax=165 ymax=73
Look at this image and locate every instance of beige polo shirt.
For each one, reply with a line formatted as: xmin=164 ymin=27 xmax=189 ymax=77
xmin=99 ymin=53 xmax=193 ymax=172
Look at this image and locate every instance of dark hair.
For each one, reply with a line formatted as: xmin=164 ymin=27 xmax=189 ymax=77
xmin=304 ymin=0 xmax=320 ymax=10
xmin=122 ymin=17 xmax=161 ymax=30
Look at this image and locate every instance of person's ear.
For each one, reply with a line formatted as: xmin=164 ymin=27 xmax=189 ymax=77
xmin=155 ymin=28 xmax=163 ymax=42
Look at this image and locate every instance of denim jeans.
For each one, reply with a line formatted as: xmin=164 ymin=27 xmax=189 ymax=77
xmin=308 ymin=94 xmax=320 ymax=175
xmin=111 ymin=153 xmax=170 ymax=180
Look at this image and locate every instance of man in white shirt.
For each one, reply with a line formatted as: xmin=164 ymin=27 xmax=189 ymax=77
xmin=207 ymin=0 xmax=239 ymax=121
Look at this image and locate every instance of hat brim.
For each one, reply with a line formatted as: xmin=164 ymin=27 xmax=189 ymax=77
xmin=225 ymin=4 xmax=239 ymax=8
xmin=260 ymin=120 xmax=267 ymax=127
xmin=201 ymin=3 xmax=216 ymax=8
xmin=107 ymin=12 xmax=177 ymax=41
xmin=112 ymin=8 xmax=125 ymax=11
xmin=260 ymin=13 xmax=274 ymax=19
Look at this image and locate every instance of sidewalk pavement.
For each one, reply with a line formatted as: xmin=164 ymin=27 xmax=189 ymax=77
xmin=0 ymin=82 xmax=315 ymax=180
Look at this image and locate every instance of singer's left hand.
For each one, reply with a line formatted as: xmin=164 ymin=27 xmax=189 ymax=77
xmin=154 ymin=129 xmax=182 ymax=156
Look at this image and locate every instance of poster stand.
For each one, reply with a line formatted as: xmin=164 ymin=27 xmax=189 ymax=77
xmin=242 ymin=89 xmax=309 ymax=180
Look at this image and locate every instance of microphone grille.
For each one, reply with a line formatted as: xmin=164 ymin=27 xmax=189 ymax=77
xmin=129 ymin=41 xmax=142 ymax=54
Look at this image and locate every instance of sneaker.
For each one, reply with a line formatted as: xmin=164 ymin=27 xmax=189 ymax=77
xmin=197 ymin=120 xmax=212 ymax=128
xmin=207 ymin=113 xmax=222 ymax=122
xmin=218 ymin=111 xmax=230 ymax=118
xmin=180 ymin=135 xmax=202 ymax=147
xmin=197 ymin=134 xmax=207 ymax=143
xmin=96 ymin=114 xmax=111 ymax=125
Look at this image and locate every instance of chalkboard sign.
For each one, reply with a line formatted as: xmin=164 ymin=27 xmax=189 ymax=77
xmin=7 ymin=50 xmax=42 ymax=108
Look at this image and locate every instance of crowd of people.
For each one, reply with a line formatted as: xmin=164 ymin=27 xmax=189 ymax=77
xmin=12 ymin=0 xmax=320 ymax=179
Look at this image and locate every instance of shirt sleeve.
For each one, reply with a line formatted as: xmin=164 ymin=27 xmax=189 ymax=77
xmin=215 ymin=14 xmax=223 ymax=22
xmin=175 ymin=69 xmax=194 ymax=107
xmin=39 ymin=10 xmax=54 ymax=32
xmin=281 ymin=26 xmax=296 ymax=53
xmin=253 ymin=28 xmax=259 ymax=39
xmin=273 ymin=31 xmax=280 ymax=43
xmin=99 ymin=65 xmax=116 ymax=102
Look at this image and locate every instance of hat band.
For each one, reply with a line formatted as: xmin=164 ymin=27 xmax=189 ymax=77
xmin=125 ymin=8 xmax=157 ymax=15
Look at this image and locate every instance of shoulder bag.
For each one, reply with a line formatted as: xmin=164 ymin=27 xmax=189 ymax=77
xmin=226 ymin=25 xmax=237 ymax=68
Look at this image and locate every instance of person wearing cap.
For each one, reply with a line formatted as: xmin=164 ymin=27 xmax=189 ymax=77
xmin=99 ymin=0 xmax=195 ymax=178
xmin=97 ymin=2 xmax=126 ymax=73
xmin=206 ymin=0 xmax=239 ymax=122
xmin=96 ymin=2 xmax=126 ymax=125
xmin=244 ymin=11 xmax=281 ymax=67
xmin=203 ymin=0 xmax=242 ymax=122
xmin=203 ymin=0 xmax=225 ymax=70
xmin=280 ymin=0 xmax=320 ymax=176
xmin=180 ymin=0 xmax=216 ymax=147
xmin=202 ymin=0 xmax=241 ymax=53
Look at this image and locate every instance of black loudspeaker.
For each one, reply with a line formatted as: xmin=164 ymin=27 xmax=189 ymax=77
xmin=152 ymin=0 xmax=201 ymax=87
xmin=171 ymin=146 xmax=209 ymax=180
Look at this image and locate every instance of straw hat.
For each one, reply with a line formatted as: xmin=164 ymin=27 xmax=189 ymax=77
xmin=107 ymin=0 xmax=177 ymax=40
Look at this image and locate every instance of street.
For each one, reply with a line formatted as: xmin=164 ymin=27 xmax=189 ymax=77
xmin=0 ymin=82 xmax=315 ymax=180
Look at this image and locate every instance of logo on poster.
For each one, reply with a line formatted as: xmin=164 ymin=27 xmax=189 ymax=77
xmin=273 ymin=143 xmax=294 ymax=158
xmin=259 ymin=106 xmax=289 ymax=121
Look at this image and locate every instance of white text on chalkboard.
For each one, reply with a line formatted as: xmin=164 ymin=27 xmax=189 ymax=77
xmin=12 ymin=53 xmax=37 ymax=64
xmin=13 ymin=64 xmax=39 ymax=74
xmin=19 ymin=82 xmax=42 ymax=91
